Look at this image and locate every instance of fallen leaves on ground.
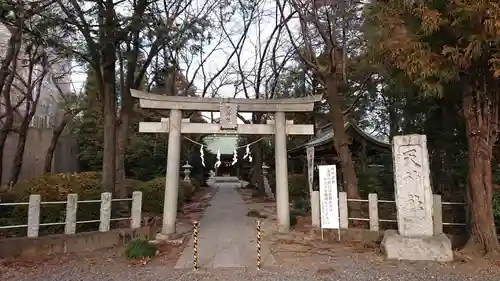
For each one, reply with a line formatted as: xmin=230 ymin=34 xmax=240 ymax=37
xmin=128 ymin=257 xmax=152 ymax=266
xmin=0 ymin=253 xmax=78 ymax=270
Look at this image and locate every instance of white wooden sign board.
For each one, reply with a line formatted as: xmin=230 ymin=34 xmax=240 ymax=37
xmin=319 ymin=165 xmax=340 ymax=229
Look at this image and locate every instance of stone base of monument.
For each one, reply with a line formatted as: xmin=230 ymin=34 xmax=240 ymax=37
xmin=381 ymin=230 xmax=453 ymax=262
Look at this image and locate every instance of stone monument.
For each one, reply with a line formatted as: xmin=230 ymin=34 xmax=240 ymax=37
xmin=381 ymin=134 xmax=453 ymax=262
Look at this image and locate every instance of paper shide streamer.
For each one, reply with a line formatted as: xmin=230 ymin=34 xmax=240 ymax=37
xmin=199 ymin=140 xmax=257 ymax=170
xmin=214 ymin=149 xmax=221 ymax=169
xmin=232 ymin=148 xmax=238 ymax=165
xmin=200 ymin=145 xmax=205 ymax=167
xmin=243 ymin=144 xmax=252 ymax=162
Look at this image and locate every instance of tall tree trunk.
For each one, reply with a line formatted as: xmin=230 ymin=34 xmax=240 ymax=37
xmin=9 ymin=113 xmax=32 ymax=185
xmin=251 ymin=113 xmax=265 ymax=195
xmin=101 ymin=62 xmax=117 ymax=192
xmin=99 ymin=0 xmax=118 ymax=193
xmin=325 ymin=76 xmax=359 ymax=199
xmin=251 ymin=139 xmax=265 ymax=195
xmin=0 ymin=76 xmax=16 ymax=188
xmin=0 ymin=27 xmax=22 ymax=188
xmin=387 ymin=96 xmax=399 ymax=141
xmin=10 ymin=46 xmax=45 ymax=184
xmin=115 ymin=110 xmax=130 ymax=223
xmin=101 ymin=81 xmax=116 ymax=192
xmin=44 ymin=115 xmax=70 ymax=173
xmin=115 ymin=44 xmax=132 ymax=200
xmin=115 ymin=111 xmax=129 ymax=197
xmin=463 ymin=94 xmax=500 ymax=254
xmin=0 ymin=108 xmax=14 ymax=189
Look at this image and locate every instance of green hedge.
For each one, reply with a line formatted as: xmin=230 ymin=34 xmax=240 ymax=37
xmin=246 ymin=171 xmax=308 ymax=202
xmin=0 ymin=173 xmax=198 ymax=237
xmin=1 ymin=172 xmax=105 ymax=236
xmin=136 ymin=177 xmax=196 ymax=215
xmin=288 ymin=173 xmax=308 ymax=200
xmin=494 ymin=189 xmax=500 ymax=229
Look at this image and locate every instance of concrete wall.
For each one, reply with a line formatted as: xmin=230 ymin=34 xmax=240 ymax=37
xmin=2 ymin=127 xmax=79 ymax=185
xmin=0 ymin=227 xmax=154 ymax=259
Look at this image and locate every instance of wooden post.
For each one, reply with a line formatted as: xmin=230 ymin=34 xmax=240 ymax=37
xmin=432 ymin=194 xmax=443 ymax=235
xmin=338 ymin=192 xmax=349 ymax=229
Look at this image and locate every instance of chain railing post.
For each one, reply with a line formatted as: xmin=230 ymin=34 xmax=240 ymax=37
xmin=193 ymin=221 xmax=199 ymax=271
xmin=256 ymin=220 xmax=262 ymax=270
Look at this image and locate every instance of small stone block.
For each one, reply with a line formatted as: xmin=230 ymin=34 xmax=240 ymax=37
xmin=152 ymin=233 xmax=186 ymax=245
xmin=381 ymin=230 xmax=453 ymax=262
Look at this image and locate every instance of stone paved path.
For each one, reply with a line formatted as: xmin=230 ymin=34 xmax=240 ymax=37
xmin=174 ymin=180 xmax=276 ymax=269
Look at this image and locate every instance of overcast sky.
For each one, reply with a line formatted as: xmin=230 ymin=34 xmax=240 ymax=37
xmin=69 ymin=0 xmax=286 ymax=153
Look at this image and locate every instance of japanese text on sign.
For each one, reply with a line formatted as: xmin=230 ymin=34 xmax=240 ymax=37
xmin=319 ymin=165 xmax=339 ymax=229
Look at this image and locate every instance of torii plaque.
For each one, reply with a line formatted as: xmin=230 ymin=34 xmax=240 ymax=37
xmin=131 ymin=89 xmax=322 ymax=235
xmin=219 ymin=102 xmax=238 ymax=130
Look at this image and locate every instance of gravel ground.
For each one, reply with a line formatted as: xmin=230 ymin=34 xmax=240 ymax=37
xmin=1 ymin=262 xmax=498 ymax=281
xmin=1 ymin=246 xmax=499 ymax=281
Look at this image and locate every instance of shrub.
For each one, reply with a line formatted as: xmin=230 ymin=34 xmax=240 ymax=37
xmin=246 ymin=172 xmax=307 ymax=201
xmin=288 ymin=174 xmax=308 ymax=200
xmin=136 ymin=177 xmax=195 ymax=215
xmin=247 ymin=209 xmax=260 ymax=217
xmin=247 ymin=209 xmax=268 ymax=219
xmin=125 ymin=178 xmax=144 ymax=196
xmin=190 ymin=177 xmax=202 ymax=191
xmin=240 ymin=166 xmax=253 ymax=182
xmin=290 ymin=212 xmax=298 ymax=227
xmin=290 ymin=209 xmax=306 ymax=217
xmin=2 ymin=172 xmax=105 ymax=236
xmin=268 ymin=172 xmax=276 ymax=194
xmin=125 ymin=239 xmax=157 ymax=260
xmin=292 ymin=198 xmax=311 ymax=213
xmin=290 ymin=209 xmax=306 ymax=227
xmin=493 ymin=189 xmax=500 ymax=228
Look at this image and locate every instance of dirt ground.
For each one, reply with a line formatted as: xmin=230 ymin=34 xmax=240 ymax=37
xmin=237 ymin=187 xmax=500 ymax=276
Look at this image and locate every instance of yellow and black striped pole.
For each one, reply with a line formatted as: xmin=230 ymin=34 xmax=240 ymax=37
xmin=193 ymin=221 xmax=199 ymax=271
xmin=256 ymin=220 xmax=261 ymax=270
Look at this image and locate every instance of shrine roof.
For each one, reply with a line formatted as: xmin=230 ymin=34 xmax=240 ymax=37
xmin=131 ymin=89 xmax=323 ymax=112
xmin=288 ymin=121 xmax=390 ymax=154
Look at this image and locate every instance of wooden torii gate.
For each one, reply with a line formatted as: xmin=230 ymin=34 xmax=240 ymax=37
xmin=131 ymin=89 xmax=322 ymax=235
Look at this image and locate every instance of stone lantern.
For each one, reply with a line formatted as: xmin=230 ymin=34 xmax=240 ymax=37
xmin=182 ymin=161 xmax=193 ymax=181
xmin=261 ymin=162 xmax=274 ymax=199
xmin=262 ymin=163 xmax=270 ymax=175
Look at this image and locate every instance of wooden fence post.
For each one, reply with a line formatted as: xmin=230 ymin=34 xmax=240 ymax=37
xmin=338 ymin=192 xmax=349 ymax=229
xmin=433 ymin=194 xmax=443 ymax=235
